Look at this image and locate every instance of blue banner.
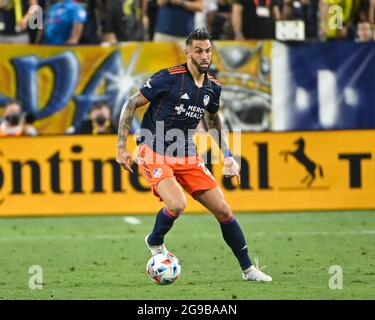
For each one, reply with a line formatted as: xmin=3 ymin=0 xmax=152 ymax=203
xmin=272 ymin=42 xmax=375 ymax=131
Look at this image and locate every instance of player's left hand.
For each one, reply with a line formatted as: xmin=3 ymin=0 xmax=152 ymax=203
xmin=223 ymin=157 xmax=241 ymax=185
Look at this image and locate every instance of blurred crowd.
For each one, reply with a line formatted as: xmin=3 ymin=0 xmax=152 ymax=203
xmin=0 ymin=98 xmax=116 ymax=136
xmin=0 ymin=0 xmax=374 ymax=45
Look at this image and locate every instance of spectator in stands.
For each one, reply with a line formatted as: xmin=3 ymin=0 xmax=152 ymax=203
xmin=146 ymin=0 xmax=158 ymax=40
xmin=0 ymin=0 xmax=39 ymax=43
xmin=232 ymin=0 xmax=275 ymax=40
xmin=75 ymin=102 xmax=116 ymax=135
xmin=76 ymin=0 xmax=104 ymax=44
xmin=356 ymin=20 xmax=373 ymax=41
xmin=43 ymin=0 xmax=87 ymax=45
xmin=195 ymin=0 xmax=217 ymax=30
xmin=102 ymin=0 xmax=147 ymax=44
xmin=272 ymin=0 xmax=319 ymax=39
xmin=153 ymin=0 xmax=203 ymax=41
xmin=0 ymin=100 xmax=37 ymax=137
xmin=204 ymin=0 xmax=233 ymax=40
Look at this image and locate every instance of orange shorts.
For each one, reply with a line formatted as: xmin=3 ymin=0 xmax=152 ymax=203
xmin=137 ymin=144 xmax=217 ymax=200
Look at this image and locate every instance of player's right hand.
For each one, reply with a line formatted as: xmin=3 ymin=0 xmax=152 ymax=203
xmin=223 ymin=156 xmax=241 ymax=186
xmin=116 ymin=147 xmax=134 ymax=173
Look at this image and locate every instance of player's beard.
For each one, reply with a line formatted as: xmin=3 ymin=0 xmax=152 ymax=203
xmin=191 ymin=56 xmax=211 ymax=74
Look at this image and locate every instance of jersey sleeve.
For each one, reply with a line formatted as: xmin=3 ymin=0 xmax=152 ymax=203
xmin=206 ymin=85 xmax=221 ymax=114
xmin=72 ymin=5 xmax=87 ymax=24
xmin=139 ymin=69 xmax=171 ymax=102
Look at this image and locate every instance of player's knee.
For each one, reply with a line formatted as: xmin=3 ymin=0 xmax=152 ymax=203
xmin=166 ymin=198 xmax=186 ymax=217
xmin=214 ymin=201 xmax=233 ymax=222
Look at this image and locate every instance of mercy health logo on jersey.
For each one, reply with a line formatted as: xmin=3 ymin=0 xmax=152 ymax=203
xmin=175 ymin=104 xmax=186 ymax=115
xmin=175 ymin=104 xmax=205 ymax=119
xmin=185 ymin=105 xmax=205 ymax=119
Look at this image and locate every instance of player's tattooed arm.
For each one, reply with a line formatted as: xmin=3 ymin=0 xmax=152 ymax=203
xmin=204 ymin=111 xmax=232 ymax=157
xmin=116 ymin=91 xmax=148 ymax=172
xmin=117 ymin=91 xmax=148 ymax=148
xmin=205 ymin=110 xmax=221 ymax=130
xmin=204 ymin=111 xmax=241 ymax=184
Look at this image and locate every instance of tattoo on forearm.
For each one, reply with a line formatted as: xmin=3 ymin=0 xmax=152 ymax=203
xmin=205 ymin=112 xmax=231 ymax=155
xmin=117 ymin=92 xmax=147 ymax=148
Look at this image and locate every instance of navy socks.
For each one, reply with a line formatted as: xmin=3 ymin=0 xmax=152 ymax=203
xmin=147 ymin=208 xmax=177 ymax=246
xmin=148 ymin=207 xmax=252 ymax=271
xmin=220 ymin=216 xmax=252 ymax=271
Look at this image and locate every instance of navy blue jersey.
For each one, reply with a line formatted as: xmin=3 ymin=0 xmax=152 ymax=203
xmin=139 ymin=64 xmax=221 ymax=157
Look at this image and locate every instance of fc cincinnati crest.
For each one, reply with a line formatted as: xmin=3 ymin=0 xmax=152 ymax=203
xmin=153 ymin=168 xmax=163 ymax=178
xmin=203 ymin=95 xmax=210 ymax=106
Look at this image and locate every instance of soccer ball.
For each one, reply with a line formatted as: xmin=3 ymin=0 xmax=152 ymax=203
xmin=146 ymin=253 xmax=181 ymax=285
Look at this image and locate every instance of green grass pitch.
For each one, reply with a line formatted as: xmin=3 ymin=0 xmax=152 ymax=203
xmin=0 ymin=211 xmax=374 ymax=300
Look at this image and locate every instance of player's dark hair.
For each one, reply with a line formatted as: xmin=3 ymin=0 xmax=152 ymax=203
xmin=186 ymin=28 xmax=212 ymax=46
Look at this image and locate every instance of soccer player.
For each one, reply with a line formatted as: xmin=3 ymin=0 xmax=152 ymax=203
xmin=116 ymin=28 xmax=272 ymax=282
